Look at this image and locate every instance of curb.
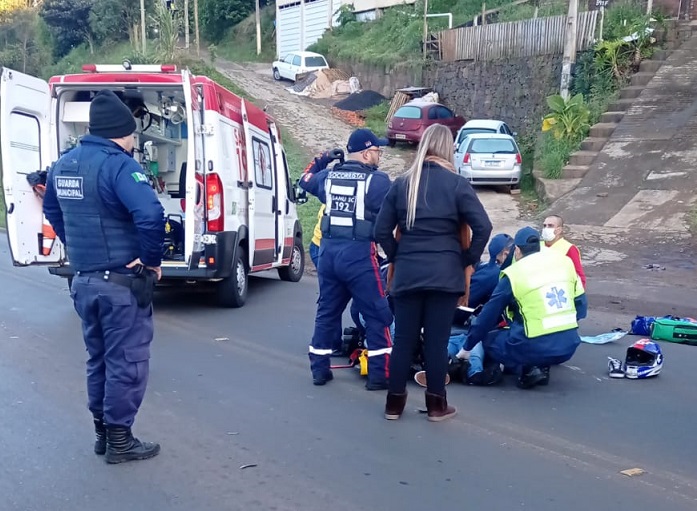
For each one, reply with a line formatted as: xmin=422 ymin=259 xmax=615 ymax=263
xmin=532 ymin=169 xmax=580 ymax=205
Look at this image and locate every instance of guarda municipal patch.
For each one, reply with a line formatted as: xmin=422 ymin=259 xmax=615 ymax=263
xmin=55 ymin=176 xmax=84 ymax=200
xmin=131 ymin=172 xmax=149 ymax=183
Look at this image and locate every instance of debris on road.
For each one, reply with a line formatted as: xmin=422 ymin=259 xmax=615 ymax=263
xmin=287 ymin=69 xmax=355 ymax=99
xmin=239 ymin=463 xmax=258 ymax=470
xmin=620 ymin=467 xmax=645 ymax=477
xmin=215 ymin=337 xmax=230 ymax=342
xmin=643 ymin=263 xmax=665 ymax=270
xmin=330 ymin=107 xmax=366 ymax=127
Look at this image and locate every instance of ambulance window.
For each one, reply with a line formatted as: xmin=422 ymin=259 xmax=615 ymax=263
xmin=252 ymin=138 xmax=273 ymax=189
xmin=8 ymin=112 xmax=42 ymax=174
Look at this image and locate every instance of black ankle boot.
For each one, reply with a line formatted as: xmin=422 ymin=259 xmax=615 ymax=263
xmin=105 ymin=426 xmax=161 ymax=464
xmin=93 ymin=416 xmax=106 ymax=455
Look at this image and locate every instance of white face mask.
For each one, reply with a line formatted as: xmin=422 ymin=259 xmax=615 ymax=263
xmin=541 ymin=227 xmax=556 ymax=242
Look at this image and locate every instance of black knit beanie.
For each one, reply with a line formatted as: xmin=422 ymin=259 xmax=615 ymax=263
xmin=88 ymin=89 xmax=137 ymax=139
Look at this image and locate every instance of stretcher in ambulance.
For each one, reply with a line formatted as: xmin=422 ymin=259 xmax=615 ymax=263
xmin=0 ymin=63 xmax=305 ymax=308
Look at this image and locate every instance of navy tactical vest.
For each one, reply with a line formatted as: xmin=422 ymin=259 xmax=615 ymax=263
xmin=54 ymin=143 xmax=141 ymax=272
xmin=320 ymin=161 xmax=376 ymax=241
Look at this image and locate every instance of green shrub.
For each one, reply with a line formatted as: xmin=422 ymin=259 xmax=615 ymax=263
xmin=537 ymin=133 xmax=577 ymax=179
xmin=542 ymin=94 xmax=590 ymax=141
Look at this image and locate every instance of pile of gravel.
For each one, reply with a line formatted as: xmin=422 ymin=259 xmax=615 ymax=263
xmin=334 ymin=90 xmax=386 ymax=112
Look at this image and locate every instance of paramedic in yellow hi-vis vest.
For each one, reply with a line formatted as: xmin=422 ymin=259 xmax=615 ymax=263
xmin=464 ymin=227 xmax=588 ymax=389
xmin=541 ymin=215 xmax=586 ymax=289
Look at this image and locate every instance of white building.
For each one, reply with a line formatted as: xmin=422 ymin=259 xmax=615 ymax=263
xmin=275 ymin=0 xmax=416 ymax=58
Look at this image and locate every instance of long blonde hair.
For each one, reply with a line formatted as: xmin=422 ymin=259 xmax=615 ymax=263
xmin=404 ymin=123 xmax=455 ymax=230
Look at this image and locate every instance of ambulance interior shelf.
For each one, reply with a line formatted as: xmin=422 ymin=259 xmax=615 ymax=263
xmin=58 ymin=89 xmax=190 ymax=262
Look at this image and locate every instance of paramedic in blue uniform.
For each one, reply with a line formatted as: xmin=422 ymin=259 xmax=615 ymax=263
xmin=464 ymin=227 xmax=588 ymax=389
xmin=43 ymin=89 xmax=166 ymax=464
xmin=299 ymin=128 xmax=393 ymax=390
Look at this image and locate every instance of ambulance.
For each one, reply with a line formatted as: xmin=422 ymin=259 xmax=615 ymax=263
xmin=0 ymin=62 xmax=305 ymax=308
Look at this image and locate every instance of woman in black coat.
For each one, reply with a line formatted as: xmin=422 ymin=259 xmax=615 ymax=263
xmin=374 ymin=124 xmax=492 ymax=422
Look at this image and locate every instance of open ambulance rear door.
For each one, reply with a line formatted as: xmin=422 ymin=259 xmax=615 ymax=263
xmin=0 ymin=68 xmax=62 ymax=266
xmin=240 ymin=99 xmax=256 ymax=269
xmin=268 ymin=120 xmax=287 ymax=265
xmin=182 ymin=69 xmax=205 ymax=270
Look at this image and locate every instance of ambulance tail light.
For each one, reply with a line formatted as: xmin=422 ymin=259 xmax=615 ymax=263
xmin=463 ymin=152 xmax=470 ymax=164
xmin=206 ymin=173 xmax=224 ymax=232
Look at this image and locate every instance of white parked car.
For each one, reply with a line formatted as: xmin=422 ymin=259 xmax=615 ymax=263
xmin=455 ymin=133 xmax=522 ymax=190
xmin=454 ymin=119 xmax=516 ymax=149
xmin=272 ymin=51 xmax=329 ymax=82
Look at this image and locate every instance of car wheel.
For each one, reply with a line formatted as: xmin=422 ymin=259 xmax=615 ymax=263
xmin=278 ymin=237 xmax=305 ymax=283
xmin=216 ymin=246 xmax=248 ymax=308
xmin=273 ymin=68 xmax=281 ymax=81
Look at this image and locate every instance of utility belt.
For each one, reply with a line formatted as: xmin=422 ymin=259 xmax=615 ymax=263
xmin=320 ymin=216 xmax=374 ymax=241
xmin=75 ymin=268 xmax=157 ymax=308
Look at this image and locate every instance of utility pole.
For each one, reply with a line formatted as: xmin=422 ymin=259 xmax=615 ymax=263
xmin=185 ymin=0 xmax=190 ymax=49
xmin=560 ymin=0 xmax=578 ymax=100
xmin=140 ymin=0 xmax=146 ymax=54
xmin=255 ymin=0 xmax=261 ymax=55
xmin=194 ymin=0 xmax=200 ymax=56
xmin=422 ymin=0 xmax=428 ymax=59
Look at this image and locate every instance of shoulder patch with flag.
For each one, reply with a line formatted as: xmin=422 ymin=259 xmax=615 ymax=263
xmin=131 ymin=172 xmax=148 ymax=183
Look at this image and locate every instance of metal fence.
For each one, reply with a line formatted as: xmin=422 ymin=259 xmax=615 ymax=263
xmin=436 ymin=11 xmax=599 ymax=62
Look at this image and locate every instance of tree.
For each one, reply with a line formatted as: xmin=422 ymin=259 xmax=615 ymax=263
xmin=89 ymin=0 xmax=155 ymax=49
xmin=199 ymin=0 xmax=258 ymax=43
xmin=0 ymin=8 xmax=49 ymax=75
xmin=39 ymin=0 xmax=93 ymax=58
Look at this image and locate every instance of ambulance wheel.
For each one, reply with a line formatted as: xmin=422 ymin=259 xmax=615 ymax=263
xmin=216 ymin=247 xmax=248 ymax=308
xmin=273 ymin=68 xmax=281 ymax=81
xmin=278 ymin=237 xmax=304 ymax=282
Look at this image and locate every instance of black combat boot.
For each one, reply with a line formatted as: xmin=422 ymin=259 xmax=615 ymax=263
xmin=105 ymin=426 xmax=161 ymax=464
xmin=93 ymin=415 xmax=107 ymax=455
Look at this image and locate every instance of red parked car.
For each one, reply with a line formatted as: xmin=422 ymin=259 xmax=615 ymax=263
xmin=386 ymin=101 xmax=466 ymax=146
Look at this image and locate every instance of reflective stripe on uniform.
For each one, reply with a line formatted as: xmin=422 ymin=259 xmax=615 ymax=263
xmin=330 ymin=217 xmax=353 ymax=226
xmin=355 ymin=180 xmax=366 ymax=221
xmin=309 ymin=346 xmax=333 ymax=356
xmin=330 ymin=184 xmax=355 ymax=196
xmin=367 ymin=347 xmax=392 ymax=357
xmin=542 ymin=313 xmax=577 ymax=331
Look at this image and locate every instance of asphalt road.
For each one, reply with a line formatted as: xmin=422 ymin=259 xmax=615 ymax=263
xmin=1 ymin=237 xmax=696 ymax=511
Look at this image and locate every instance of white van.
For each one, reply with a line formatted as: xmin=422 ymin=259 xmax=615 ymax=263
xmin=0 ymin=62 xmax=305 ymax=308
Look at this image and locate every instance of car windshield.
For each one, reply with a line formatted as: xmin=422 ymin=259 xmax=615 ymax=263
xmin=305 ymin=56 xmax=327 ymax=67
xmin=394 ymin=106 xmax=422 ymax=119
xmin=469 ymin=138 xmax=517 ymax=154
xmin=457 ymin=128 xmax=496 ymax=144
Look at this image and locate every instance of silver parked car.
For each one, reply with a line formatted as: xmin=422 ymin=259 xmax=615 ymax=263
xmin=455 ymin=133 xmax=522 ymax=188
xmin=453 ymin=119 xmax=516 ymax=149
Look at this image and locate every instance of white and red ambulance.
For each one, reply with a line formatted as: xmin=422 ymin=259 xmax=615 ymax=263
xmin=0 ymin=62 xmax=305 ymax=308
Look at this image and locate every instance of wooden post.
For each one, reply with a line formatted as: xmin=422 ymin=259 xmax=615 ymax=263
xmin=256 ymin=0 xmax=262 ymax=55
xmin=599 ymin=5 xmax=605 ymax=41
xmin=140 ymin=0 xmax=146 ymax=54
xmin=646 ymin=0 xmax=653 ymax=15
xmin=560 ymin=0 xmax=578 ymax=100
xmin=482 ymin=2 xmax=486 ymax=25
xmin=194 ymin=0 xmax=200 ymax=56
xmin=184 ymin=0 xmax=190 ymax=49
xmin=423 ymin=0 xmax=429 ymax=59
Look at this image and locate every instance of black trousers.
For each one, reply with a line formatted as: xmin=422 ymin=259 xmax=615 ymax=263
xmin=388 ymin=290 xmax=460 ymax=396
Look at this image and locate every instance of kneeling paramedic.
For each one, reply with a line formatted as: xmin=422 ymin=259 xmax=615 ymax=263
xmin=300 ymin=128 xmax=394 ymax=390
xmin=463 ymin=227 xmax=587 ymax=389
xmin=43 ymin=89 xmax=166 ymax=463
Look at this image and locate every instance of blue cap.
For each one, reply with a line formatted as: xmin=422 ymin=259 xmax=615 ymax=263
xmin=488 ymin=233 xmax=513 ymax=259
xmin=514 ymin=226 xmax=540 ymax=247
xmin=347 ymin=128 xmax=388 ymax=153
